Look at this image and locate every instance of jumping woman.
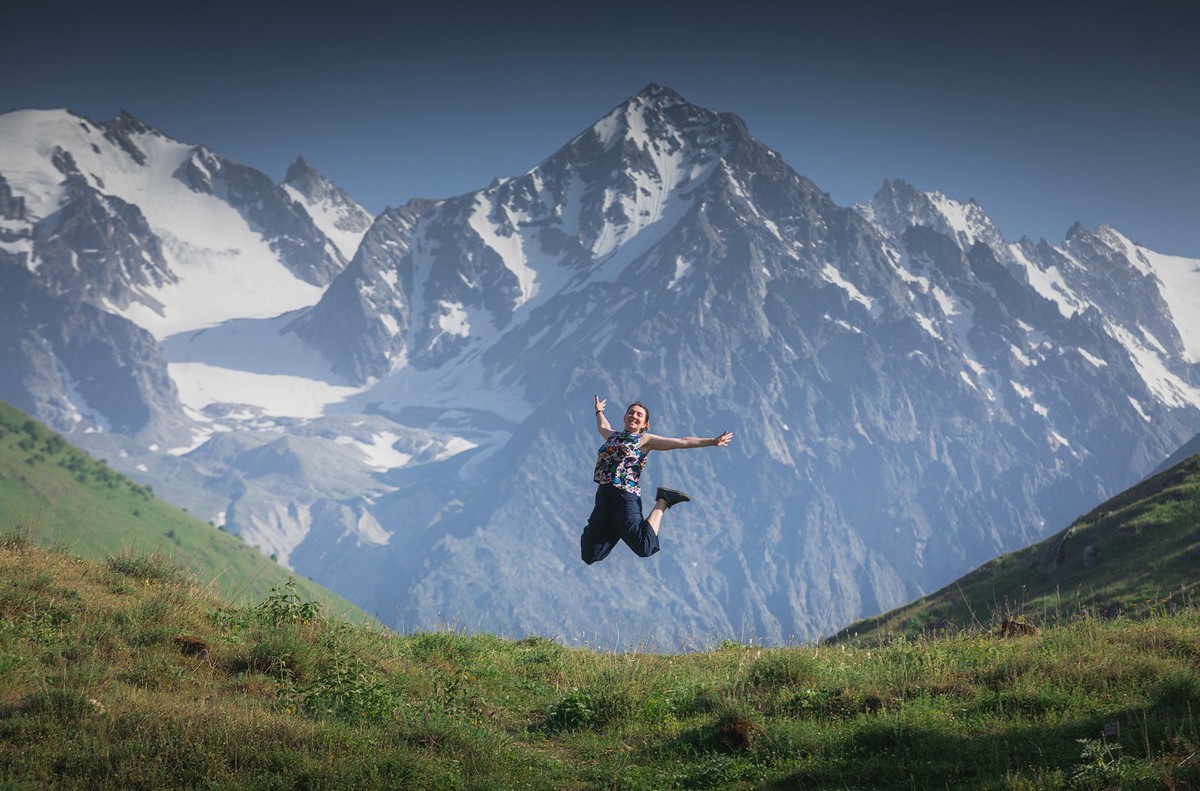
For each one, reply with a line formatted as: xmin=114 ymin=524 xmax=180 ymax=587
xmin=581 ymin=395 xmax=733 ymax=565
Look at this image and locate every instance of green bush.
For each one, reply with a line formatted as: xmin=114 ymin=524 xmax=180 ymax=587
xmin=543 ymin=689 xmax=597 ymax=731
xmin=299 ymin=652 xmax=397 ymax=720
xmin=748 ymin=649 xmax=819 ymax=688
xmin=1155 ymin=668 xmax=1200 ymax=710
xmin=247 ymin=628 xmax=320 ymax=682
xmin=254 ymin=579 xmax=323 ymax=625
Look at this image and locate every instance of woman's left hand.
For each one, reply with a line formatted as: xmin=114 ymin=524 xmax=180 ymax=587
xmin=713 ymin=431 xmax=734 ymax=447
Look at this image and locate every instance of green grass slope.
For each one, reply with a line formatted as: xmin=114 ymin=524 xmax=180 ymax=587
xmin=0 ymin=400 xmax=369 ymax=625
xmin=2 ymin=538 xmax=1198 ymax=790
xmin=833 ymin=454 xmax=1200 ymax=645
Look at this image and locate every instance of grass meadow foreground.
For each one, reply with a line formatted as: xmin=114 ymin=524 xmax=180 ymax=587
xmin=1 ymin=535 xmax=1198 ymax=790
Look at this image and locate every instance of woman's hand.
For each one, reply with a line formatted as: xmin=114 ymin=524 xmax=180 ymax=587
xmin=594 ymin=395 xmax=614 ymax=439
xmin=713 ymin=431 xmax=734 ymax=447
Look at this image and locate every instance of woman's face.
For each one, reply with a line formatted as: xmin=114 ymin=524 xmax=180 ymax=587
xmin=623 ymin=404 xmax=648 ymax=433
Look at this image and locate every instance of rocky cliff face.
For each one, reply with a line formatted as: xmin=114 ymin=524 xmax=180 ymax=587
xmin=0 ymin=258 xmax=187 ymax=442
xmin=1 ymin=167 xmax=183 ymax=440
xmin=31 ymin=150 xmax=175 ymax=311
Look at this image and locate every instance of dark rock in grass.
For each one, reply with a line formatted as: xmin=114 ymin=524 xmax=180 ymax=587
xmin=994 ymin=620 xmax=1039 ymax=638
xmin=715 ymin=714 xmax=756 ymax=752
xmin=174 ymin=635 xmax=210 ymax=658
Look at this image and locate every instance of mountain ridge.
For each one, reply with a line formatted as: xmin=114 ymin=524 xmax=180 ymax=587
xmin=2 ymin=87 xmax=1199 ymax=646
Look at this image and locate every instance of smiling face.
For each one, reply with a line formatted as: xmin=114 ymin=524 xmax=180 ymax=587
xmin=623 ymin=402 xmax=650 ymax=433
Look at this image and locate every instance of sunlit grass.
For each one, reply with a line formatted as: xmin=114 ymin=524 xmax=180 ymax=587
xmin=0 ymin=399 xmax=369 ymax=623
xmin=2 ymin=538 xmax=1198 ymax=790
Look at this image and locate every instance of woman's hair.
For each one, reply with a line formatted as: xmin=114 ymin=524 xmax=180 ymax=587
xmin=627 ymin=401 xmax=650 ymax=431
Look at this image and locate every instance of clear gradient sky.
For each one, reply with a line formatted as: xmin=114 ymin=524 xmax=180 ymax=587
xmin=5 ymin=1 xmax=1198 ymax=255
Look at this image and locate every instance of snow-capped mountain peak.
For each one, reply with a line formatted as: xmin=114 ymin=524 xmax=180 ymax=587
xmin=281 ymin=156 xmax=373 ymax=261
xmin=1091 ymin=225 xmax=1200 ymax=365
xmin=0 ymin=107 xmax=360 ymax=339
xmin=858 ymin=177 xmax=1200 ymax=413
xmin=293 ymin=85 xmax=755 ymax=386
xmin=860 ymin=178 xmax=1008 ymax=253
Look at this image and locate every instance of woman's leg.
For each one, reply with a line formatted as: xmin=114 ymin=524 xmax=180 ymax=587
xmin=645 ymin=497 xmax=667 ymax=534
xmin=645 ymin=488 xmax=687 ymax=534
xmin=580 ymin=486 xmax=619 ymax=565
xmin=615 ymin=489 xmax=660 ymax=558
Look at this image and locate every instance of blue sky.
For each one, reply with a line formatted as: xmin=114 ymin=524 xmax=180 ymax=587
xmin=5 ymin=1 xmax=1197 ymax=255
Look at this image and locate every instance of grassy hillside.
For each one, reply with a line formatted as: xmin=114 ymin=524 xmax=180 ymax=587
xmin=0 ymin=400 xmax=369 ymax=624
xmin=1 ymin=537 xmax=1198 ymax=790
xmin=832 ymin=454 xmax=1200 ymax=645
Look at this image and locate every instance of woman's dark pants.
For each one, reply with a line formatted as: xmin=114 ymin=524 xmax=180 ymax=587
xmin=580 ymin=483 xmax=660 ymax=564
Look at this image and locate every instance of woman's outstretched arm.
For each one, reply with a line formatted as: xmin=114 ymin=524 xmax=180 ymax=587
xmin=595 ymin=395 xmax=615 ymax=440
xmin=642 ymin=431 xmax=733 ymax=452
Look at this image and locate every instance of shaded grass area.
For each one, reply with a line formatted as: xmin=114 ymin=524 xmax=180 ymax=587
xmin=2 ymin=537 xmax=1198 ymax=790
xmin=0 ymin=399 xmax=369 ymax=623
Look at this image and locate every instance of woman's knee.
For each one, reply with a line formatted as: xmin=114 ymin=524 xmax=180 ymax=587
xmin=627 ymin=524 xmax=660 ymax=557
xmin=581 ymin=536 xmax=613 ymax=565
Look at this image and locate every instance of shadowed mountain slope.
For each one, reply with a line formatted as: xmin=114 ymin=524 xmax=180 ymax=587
xmin=831 ymin=453 xmax=1200 ymax=644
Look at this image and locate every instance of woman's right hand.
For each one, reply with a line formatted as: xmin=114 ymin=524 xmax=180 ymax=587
xmin=594 ymin=395 xmax=606 ymax=414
